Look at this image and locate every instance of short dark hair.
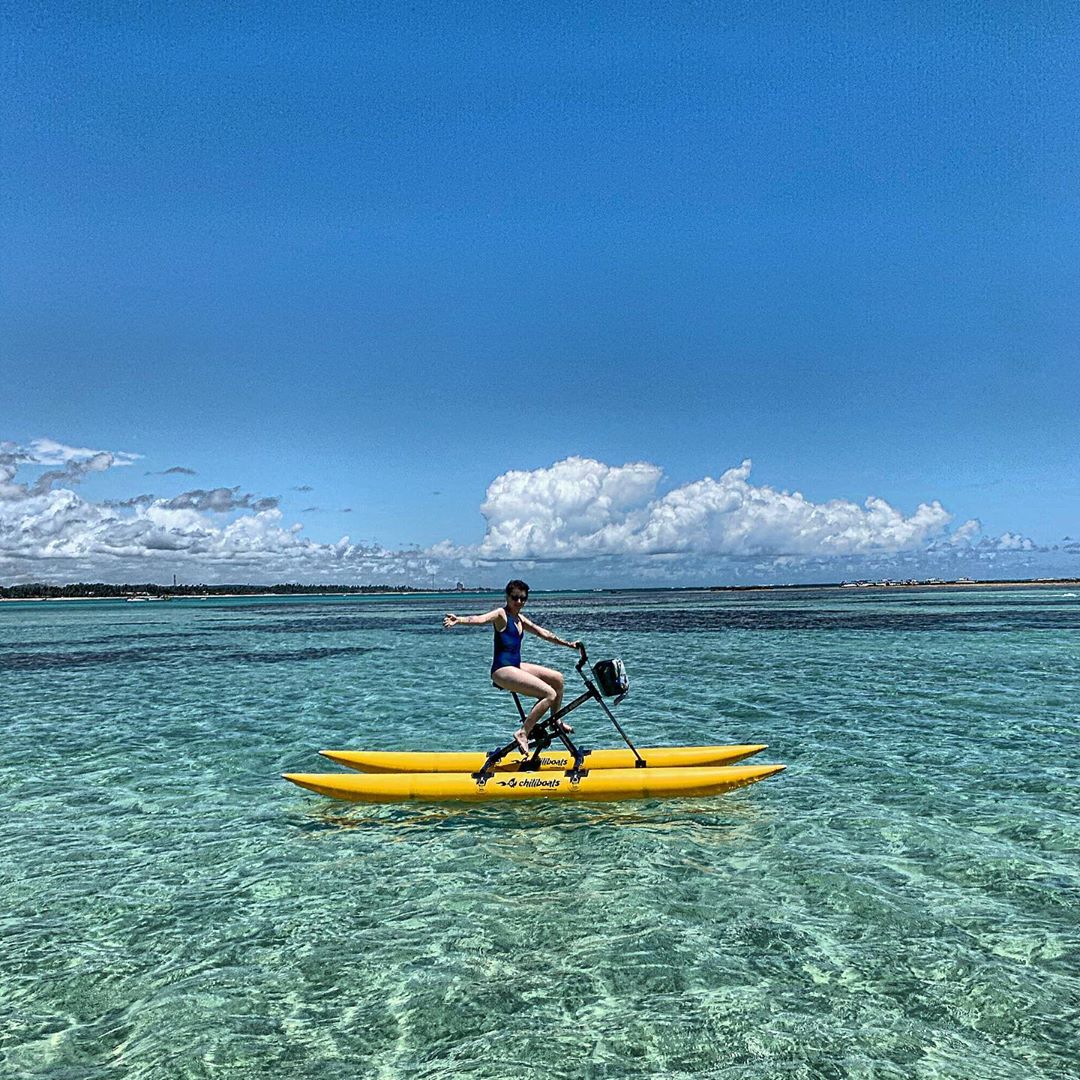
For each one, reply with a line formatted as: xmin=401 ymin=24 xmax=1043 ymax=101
xmin=505 ymin=579 xmax=529 ymax=597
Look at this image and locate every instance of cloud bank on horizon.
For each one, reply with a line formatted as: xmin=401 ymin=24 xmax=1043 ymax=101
xmin=472 ymin=458 xmax=960 ymax=559
xmin=0 ymin=438 xmax=1062 ymax=587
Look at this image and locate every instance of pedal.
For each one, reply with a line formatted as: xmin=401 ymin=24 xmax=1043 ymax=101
xmin=471 ymin=744 xmax=511 ymax=781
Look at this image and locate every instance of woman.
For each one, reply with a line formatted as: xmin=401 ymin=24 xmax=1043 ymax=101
xmin=443 ymin=580 xmax=581 ymax=755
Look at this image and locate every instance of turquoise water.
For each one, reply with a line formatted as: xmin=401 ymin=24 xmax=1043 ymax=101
xmin=2 ymin=587 xmax=1077 ymax=1079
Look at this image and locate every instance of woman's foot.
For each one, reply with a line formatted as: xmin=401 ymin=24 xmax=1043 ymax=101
xmin=555 ymin=719 xmax=574 ymax=734
xmin=514 ymin=728 xmax=531 ymax=755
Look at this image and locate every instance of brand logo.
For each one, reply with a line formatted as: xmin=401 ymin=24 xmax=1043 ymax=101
xmin=495 ymin=776 xmax=560 ymax=790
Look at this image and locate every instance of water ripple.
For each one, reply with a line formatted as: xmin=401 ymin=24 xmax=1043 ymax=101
xmin=2 ymin=589 xmax=1078 ymax=1078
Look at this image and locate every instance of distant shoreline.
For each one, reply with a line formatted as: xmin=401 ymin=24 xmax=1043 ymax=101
xmin=707 ymin=578 xmax=1080 ymax=592
xmin=0 ymin=585 xmax=446 ymax=603
xmin=1 ymin=577 xmax=1079 ymax=602
xmin=0 ymin=589 xmax=438 ymax=603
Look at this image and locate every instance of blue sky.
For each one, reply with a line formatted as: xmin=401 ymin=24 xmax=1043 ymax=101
xmin=3 ymin=3 xmax=1078 ymax=586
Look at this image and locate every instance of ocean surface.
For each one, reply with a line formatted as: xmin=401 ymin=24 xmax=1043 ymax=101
xmin=2 ymin=587 xmax=1077 ymax=1079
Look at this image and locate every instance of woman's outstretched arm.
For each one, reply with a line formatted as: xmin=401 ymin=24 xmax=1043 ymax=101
xmin=443 ymin=608 xmax=504 ymax=629
xmin=520 ymin=615 xmax=580 ymax=651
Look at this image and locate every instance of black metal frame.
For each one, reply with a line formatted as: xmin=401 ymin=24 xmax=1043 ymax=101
xmin=472 ymin=644 xmax=644 ymax=785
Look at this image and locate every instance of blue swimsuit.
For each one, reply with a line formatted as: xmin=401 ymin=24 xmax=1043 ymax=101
xmin=491 ymin=608 xmax=523 ymax=673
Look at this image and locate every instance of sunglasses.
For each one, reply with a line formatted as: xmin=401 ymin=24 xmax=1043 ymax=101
xmin=508 ymin=594 xmax=528 ymax=602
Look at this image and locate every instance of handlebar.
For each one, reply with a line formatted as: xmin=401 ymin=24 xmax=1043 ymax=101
xmin=575 ymin=642 xmax=588 ymax=671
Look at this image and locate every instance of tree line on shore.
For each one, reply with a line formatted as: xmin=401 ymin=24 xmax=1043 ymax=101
xmin=0 ymin=582 xmax=430 ymax=599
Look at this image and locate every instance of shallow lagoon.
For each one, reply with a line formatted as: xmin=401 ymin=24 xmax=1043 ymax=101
xmin=2 ymin=588 xmax=1077 ymax=1078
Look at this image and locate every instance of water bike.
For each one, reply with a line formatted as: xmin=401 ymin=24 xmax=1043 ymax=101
xmin=283 ymin=645 xmax=784 ymax=802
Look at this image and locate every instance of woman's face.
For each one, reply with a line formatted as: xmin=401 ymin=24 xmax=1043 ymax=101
xmin=506 ymin=588 xmax=528 ymax=615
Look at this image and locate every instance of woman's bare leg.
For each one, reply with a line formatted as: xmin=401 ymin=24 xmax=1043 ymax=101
xmin=520 ymin=663 xmax=571 ymax=732
xmin=492 ymin=666 xmax=558 ymax=752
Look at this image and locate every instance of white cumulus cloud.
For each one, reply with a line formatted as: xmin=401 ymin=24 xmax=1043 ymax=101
xmin=479 ymin=457 xmax=664 ymax=558
xmin=475 ymin=457 xmax=960 ymax=560
xmin=26 ymin=438 xmax=140 ymax=467
xmin=0 ymin=439 xmax=436 ymax=585
xmin=0 ymin=438 xmax=140 ymax=500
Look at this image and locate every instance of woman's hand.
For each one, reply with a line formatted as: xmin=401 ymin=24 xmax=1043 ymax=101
xmin=443 ymin=614 xmax=459 ymax=628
